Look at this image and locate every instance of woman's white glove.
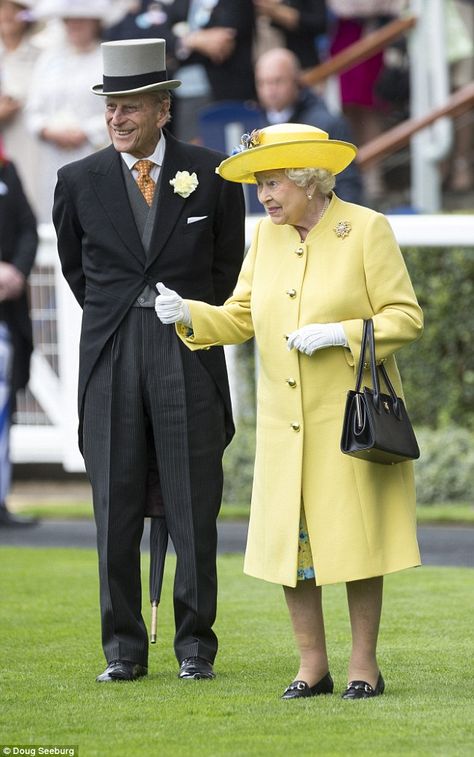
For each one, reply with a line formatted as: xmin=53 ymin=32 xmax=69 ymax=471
xmin=287 ymin=322 xmax=347 ymax=356
xmin=155 ymin=282 xmax=192 ymax=326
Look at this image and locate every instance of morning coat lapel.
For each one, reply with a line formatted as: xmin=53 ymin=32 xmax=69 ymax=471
xmin=145 ymin=131 xmax=195 ymax=269
xmin=88 ymin=146 xmax=145 ymax=267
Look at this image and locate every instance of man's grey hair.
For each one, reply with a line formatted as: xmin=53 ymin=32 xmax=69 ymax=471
xmin=148 ymin=91 xmax=172 ymax=125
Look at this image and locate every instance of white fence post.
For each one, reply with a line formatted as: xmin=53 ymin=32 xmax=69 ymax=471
xmin=54 ymin=255 xmax=85 ymax=472
xmin=409 ymin=0 xmax=453 ymax=212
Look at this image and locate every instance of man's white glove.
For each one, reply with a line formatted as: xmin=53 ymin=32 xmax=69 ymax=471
xmin=287 ymin=322 xmax=347 ymax=356
xmin=155 ymin=282 xmax=192 ymax=326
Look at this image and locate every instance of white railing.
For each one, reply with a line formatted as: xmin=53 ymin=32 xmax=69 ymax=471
xmin=245 ymin=213 xmax=474 ymax=248
xmin=11 ymin=215 xmax=474 ymax=471
xmin=409 ymin=0 xmax=452 ymax=213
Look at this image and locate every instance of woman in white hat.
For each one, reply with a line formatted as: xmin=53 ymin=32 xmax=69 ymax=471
xmin=25 ymin=0 xmax=111 ymax=222
xmin=155 ymin=122 xmax=423 ymax=700
xmin=0 ymin=0 xmax=41 ymax=212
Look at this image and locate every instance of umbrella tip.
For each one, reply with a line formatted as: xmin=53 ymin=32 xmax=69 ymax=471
xmin=150 ymin=601 xmax=158 ymax=644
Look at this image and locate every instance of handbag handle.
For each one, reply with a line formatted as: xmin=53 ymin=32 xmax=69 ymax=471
xmin=355 ymin=319 xmax=402 ymax=419
xmin=354 ymin=318 xmax=370 ymax=394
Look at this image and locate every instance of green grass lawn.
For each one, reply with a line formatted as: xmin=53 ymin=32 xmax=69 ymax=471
xmin=11 ymin=499 xmax=474 ymax=525
xmin=1 ymin=549 xmax=473 ymax=757
xmin=11 ymin=498 xmax=251 ymax=521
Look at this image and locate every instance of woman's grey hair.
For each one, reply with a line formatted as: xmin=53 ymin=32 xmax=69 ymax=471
xmin=286 ymin=168 xmax=335 ymax=195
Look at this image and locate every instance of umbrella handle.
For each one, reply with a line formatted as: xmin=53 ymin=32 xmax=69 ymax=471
xmin=151 ymin=601 xmax=158 ymax=644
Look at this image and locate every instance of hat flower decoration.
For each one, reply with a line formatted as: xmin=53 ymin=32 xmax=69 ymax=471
xmin=231 ymin=129 xmax=261 ymax=155
xmin=170 ymin=170 xmax=199 ymax=198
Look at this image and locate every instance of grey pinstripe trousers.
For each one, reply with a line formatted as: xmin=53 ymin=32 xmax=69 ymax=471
xmin=82 ymin=308 xmax=226 ymax=667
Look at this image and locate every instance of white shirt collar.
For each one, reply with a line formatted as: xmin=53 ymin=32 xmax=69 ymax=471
xmin=265 ymin=108 xmax=294 ymax=125
xmin=121 ymin=133 xmax=166 ymax=171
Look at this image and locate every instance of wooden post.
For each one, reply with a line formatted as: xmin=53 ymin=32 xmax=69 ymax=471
xmin=357 ymin=81 xmax=474 ymax=167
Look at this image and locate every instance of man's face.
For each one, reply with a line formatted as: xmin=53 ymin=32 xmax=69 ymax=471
xmin=105 ymin=93 xmax=170 ymax=157
xmin=255 ymin=63 xmax=298 ymax=113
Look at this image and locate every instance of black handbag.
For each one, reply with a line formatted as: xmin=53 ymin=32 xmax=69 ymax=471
xmin=340 ymin=319 xmax=420 ymax=464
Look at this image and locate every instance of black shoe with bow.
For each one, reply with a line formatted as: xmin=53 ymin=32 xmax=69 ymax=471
xmin=178 ymin=656 xmax=215 ymax=679
xmin=341 ymin=672 xmax=385 ymax=699
xmin=281 ymin=672 xmax=334 ymax=699
xmin=96 ymin=660 xmax=148 ymax=682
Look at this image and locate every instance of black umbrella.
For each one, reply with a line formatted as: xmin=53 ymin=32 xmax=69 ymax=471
xmin=144 ymin=449 xmax=169 ymax=645
xmin=149 ymin=515 xmax=168 ymax=643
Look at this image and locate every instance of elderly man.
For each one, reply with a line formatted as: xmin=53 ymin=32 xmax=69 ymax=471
xmin=53 ymin=38 xmax=245 ymax=683
xmin=255 ymin=48 xmax=364 ymax=204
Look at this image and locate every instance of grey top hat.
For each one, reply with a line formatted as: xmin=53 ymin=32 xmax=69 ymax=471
xmin=92 ymin=38 xmax=181 ymax=97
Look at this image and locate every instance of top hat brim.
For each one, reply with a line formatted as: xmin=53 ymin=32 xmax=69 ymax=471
xmin=91 ymin=79 xmax=181 ymax=96
xmin=217 ymin=139 xmax=357 ymax=183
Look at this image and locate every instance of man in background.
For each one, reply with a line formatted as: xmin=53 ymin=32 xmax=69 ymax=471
xmin=255 ymin=47 xmax=364 ymax=204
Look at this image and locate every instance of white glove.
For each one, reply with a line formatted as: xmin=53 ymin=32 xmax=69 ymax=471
xmin=155 ymin=282 xmax=192 ymax=326
xmin=287 ymin=322 xmax=347 ymax=356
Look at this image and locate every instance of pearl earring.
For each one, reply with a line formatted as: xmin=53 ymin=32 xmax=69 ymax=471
xmin=307 ymin=194 xmax=312 ymax=200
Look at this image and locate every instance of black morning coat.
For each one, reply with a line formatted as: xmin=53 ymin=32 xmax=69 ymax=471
xmin=52 ymin=129 xmax=246 ymax=450
xmin=0 ymin=160 xmax=38 ymax=398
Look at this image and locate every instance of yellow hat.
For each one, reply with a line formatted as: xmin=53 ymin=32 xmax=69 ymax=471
xmin=216 ymin=123 xmax=357 ymax=184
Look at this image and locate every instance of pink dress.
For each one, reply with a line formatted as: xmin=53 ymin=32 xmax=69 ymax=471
xmin=330 ymin=18 xmax=384 ymax=108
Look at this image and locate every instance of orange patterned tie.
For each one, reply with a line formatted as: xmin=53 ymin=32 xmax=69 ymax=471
xmin=134 ymin=160 xmax=156 ymax=206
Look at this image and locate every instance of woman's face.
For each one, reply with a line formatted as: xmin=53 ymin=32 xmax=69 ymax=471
xmin=63 ymin=17 xmax=101 ymax=49
xmin=255 ymin=170 xmax=309 ymax=227
xmin=0 ymin=2 xmax=29 ymax=38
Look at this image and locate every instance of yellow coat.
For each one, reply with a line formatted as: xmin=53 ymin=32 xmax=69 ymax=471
xmin=178 ymin=194 xmax=423 ymax=587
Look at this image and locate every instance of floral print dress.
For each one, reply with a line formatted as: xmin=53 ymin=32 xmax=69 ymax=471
xmin=297 ymin=505 xmax=315 ymax=581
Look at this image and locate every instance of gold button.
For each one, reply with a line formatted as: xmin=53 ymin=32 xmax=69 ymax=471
xmin=286 ymin=378 xmax=297 ymax=388
xmin=286 ymin=288 xmax=297 ymax=298
xmin=290 ymin=422 xmax=300 ymax=431
xmin=295 ymin=247 xmax=304 ymax=257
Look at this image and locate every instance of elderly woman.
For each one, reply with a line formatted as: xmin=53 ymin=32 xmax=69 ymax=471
xmin=155 ymin=123 xmax=423 ymax=700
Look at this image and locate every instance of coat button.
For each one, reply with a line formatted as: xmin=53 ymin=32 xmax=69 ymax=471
xmin=286 ymin=288 xmax=297 ymax=298
xmin=286 ymin=378 xmax=297 ymax=387
xmin=295 ymin=247 xmax=304 ymax=257
xmin=290 ymin=422 xmax=300 ymax=431
xmin=138 ymin=296 xmax=145 ymax=304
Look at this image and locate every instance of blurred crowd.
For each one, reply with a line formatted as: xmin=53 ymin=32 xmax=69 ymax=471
xmin=0 ymin=0 xmax=472 ymax=222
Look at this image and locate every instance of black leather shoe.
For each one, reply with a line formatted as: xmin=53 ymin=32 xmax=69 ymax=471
xmin=341 ymin=672 xmax=385 ymax=699
xmin=178 ymin=656 xmax=215 ymax=680
xmin=281 ymin=672 xmax=334 ymax=699
xmin=0 ymin=504 xmax=39 ymax=528
xmin=96 ymin=660 xmax=148 ymax=682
